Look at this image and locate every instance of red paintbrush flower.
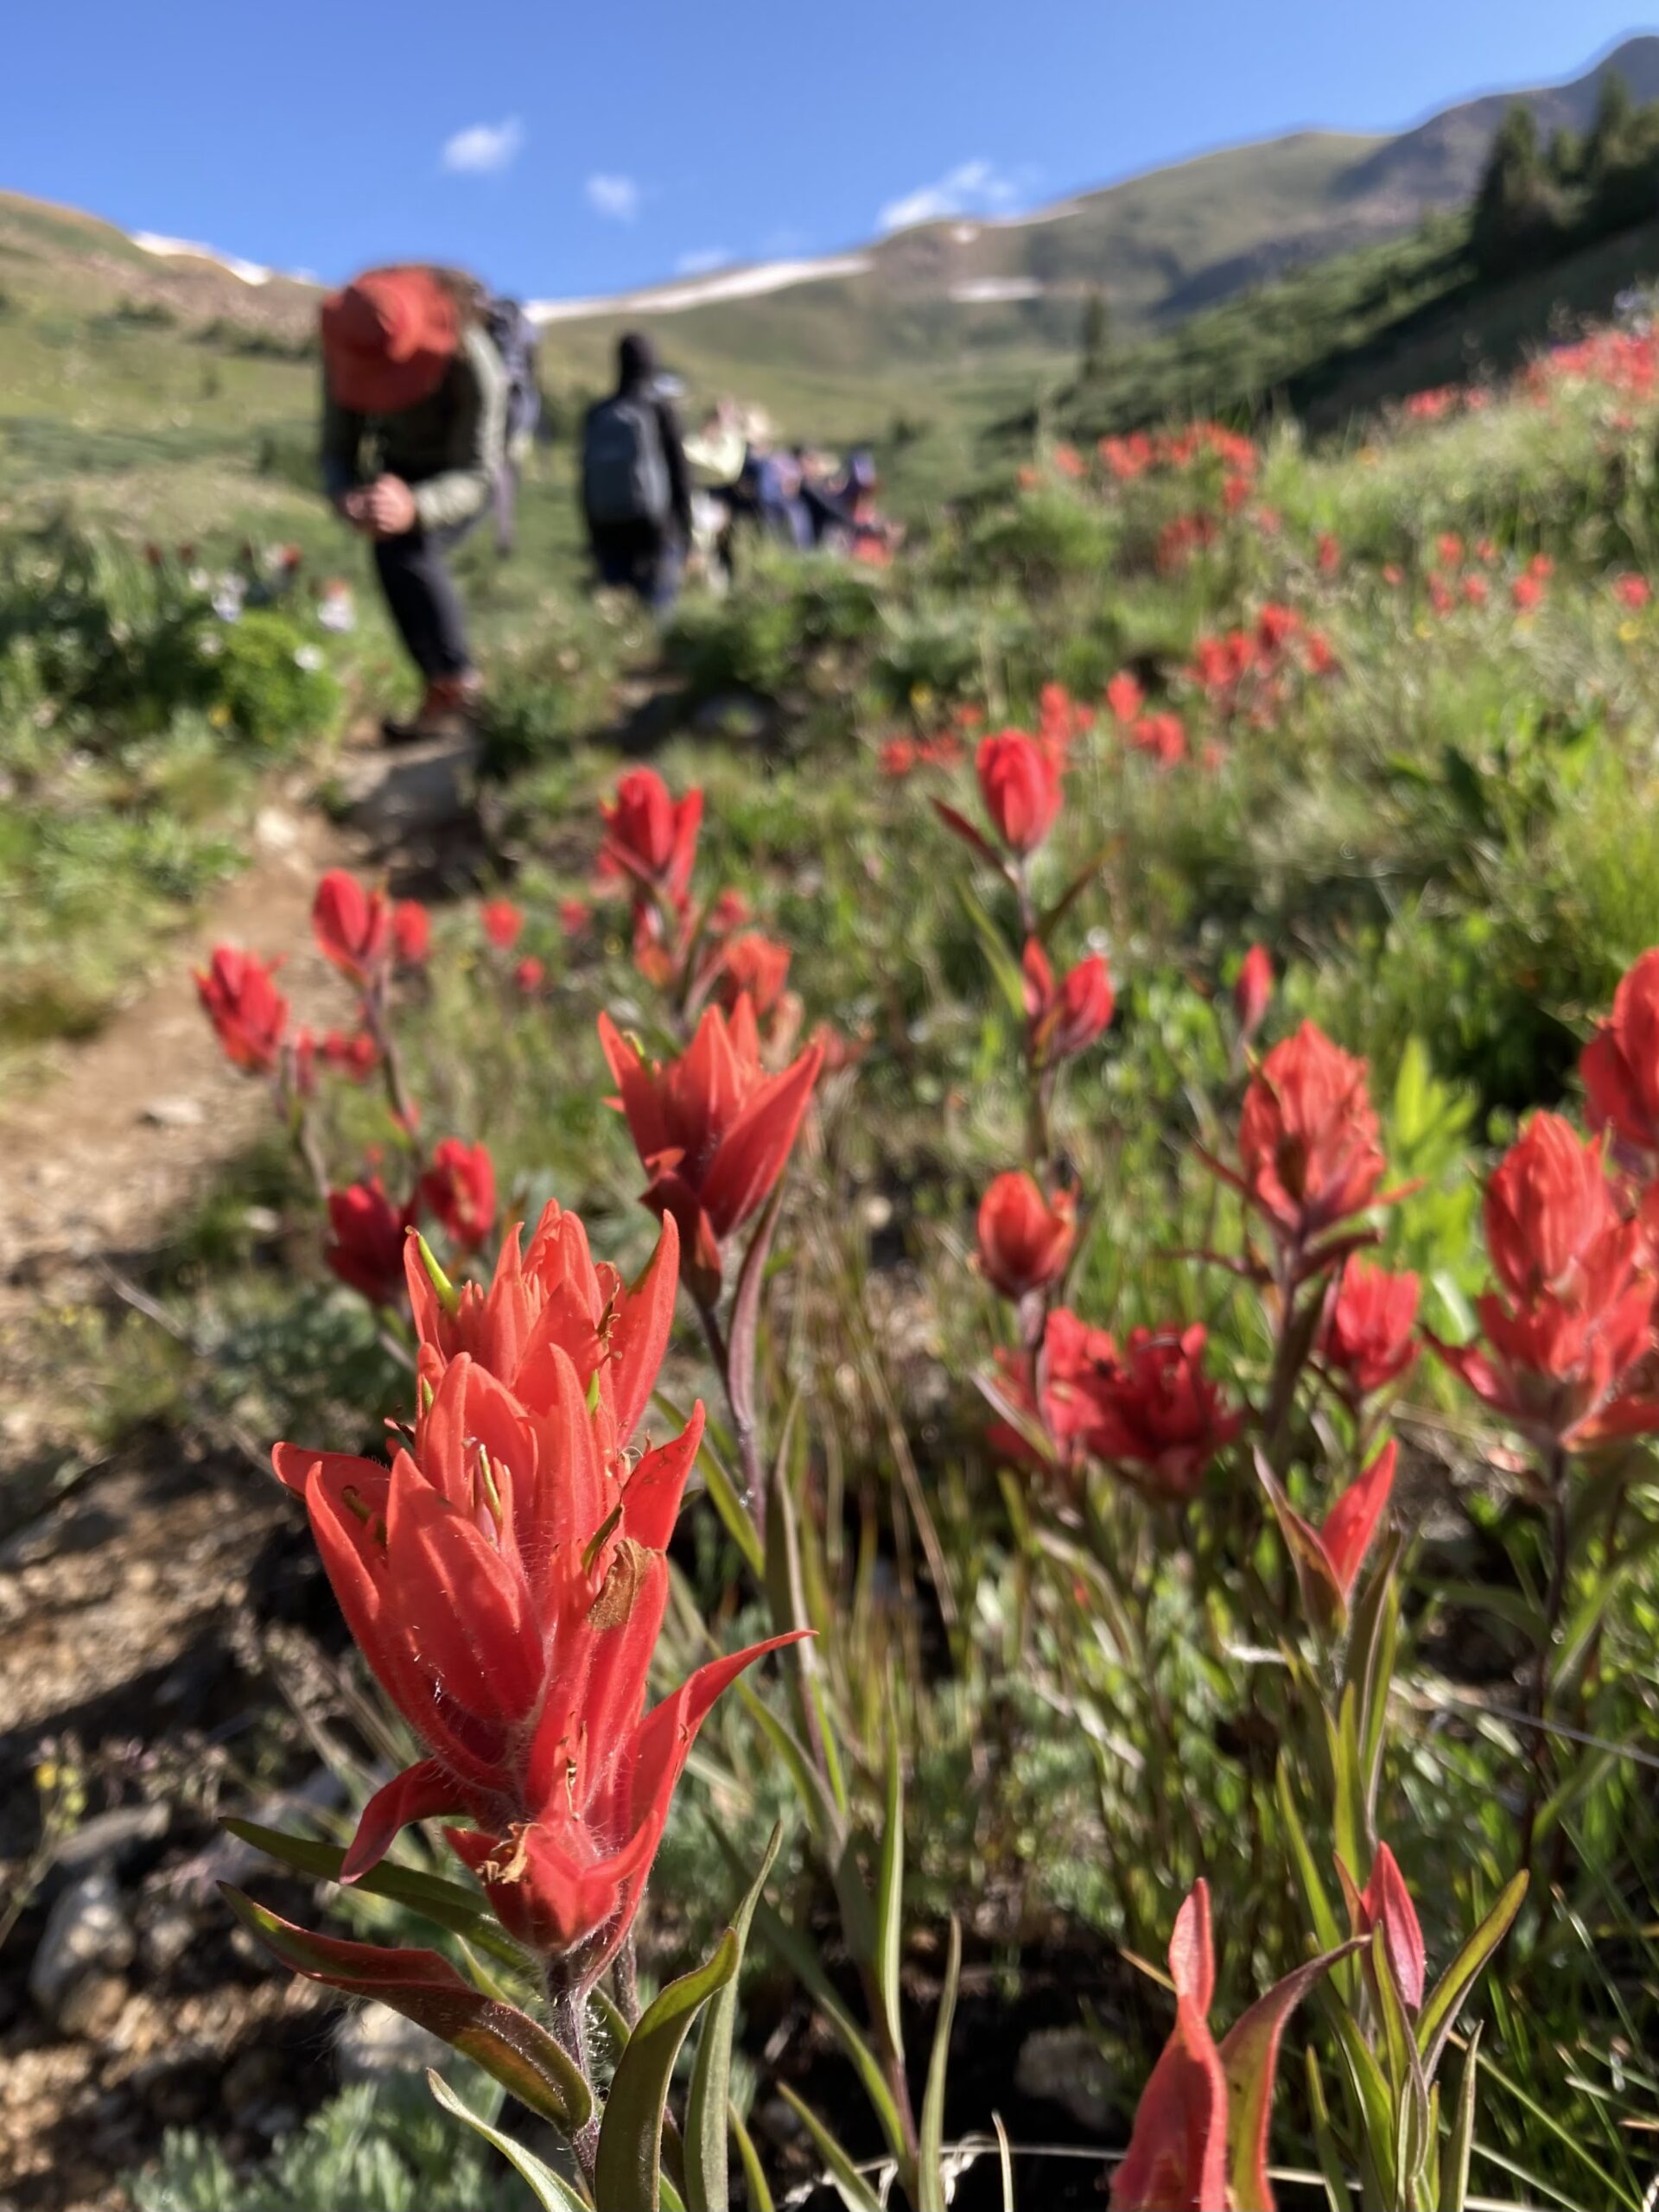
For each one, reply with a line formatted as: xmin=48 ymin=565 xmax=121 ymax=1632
xmin=391 ymin=900 xmax=431 ymax=966
xmin=974 ymin=730 xmax=1063 ymax=855
xmin=326 ymin=1179 xmax=416 ymax=1306
xmin=481 ymin=900 xmax=524 ymax=950
xmin=1113 ymin=1878 xmax=1352 ymax=2211
xmin=1319 ymin=1255 xmax=1420 ymax=1397
xmin=1430 ymin=1114 xmax=1659 ymax=1454
xmin=273 ymin=1209 xmax=802 ymax=1977
xmin=313 ymin=871 xmax=391 ymax=984
xmin=1340 ymin=1840 xmax=1427 ymax=2013
xmin=1087 ymin=1324 xmax=1243 ymax=1499
xmin=714 ymin=931 xmax=792 ymax=1020
xmin=599 ymin=998 xmax=823 ymax=1301
xmin=1259 ymin=1440 xmax=1397 ymax=1635
xmin=1236 ymin=1021 xmax=1388 ymax=1247
xmin=419 ymin=1139 xmax=497 ymax=1252
xmin=600 ymin=767 xmax=702 ymax=903
xmin=195 ymin=945 xmax=288 ymax=1073
xmin=1582 ymin=948 xmax=1659 ymax=1160
xmin=1233 ymin=944 xmax=1271 ymax=1046
xmin=1022 ymin=939 xmax=1114 ymax=1065
xmin=976 ymin=1173 xmax=1075 ymax=1300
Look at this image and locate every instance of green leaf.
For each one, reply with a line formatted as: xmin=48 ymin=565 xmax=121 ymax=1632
xmin=957 ymin=880 xmax=1029 ymax=1024
xmin=1255 ymin=1450 xmax=1346 ymax=1637
xmin=721 ymin=1849 xmax=908 ymax=2170
xmin=1036 ymin=842 xmax=1113 ymax=944
xmin=685 ymin=1826 xmax=782 ymax=2212
xmin=1217 ymin=1939 xmax=1365 ymax=2212
xmin=1304 ymin=2045 xmax=1354 ymax=2212
xmin=727 ymin=1182 xmax=786 ymax=1442
xmin=918 ymin=1917 xmax=962 ymax=2212
xmin=731 ymin=2103 xmax=774 ymax=2212
xmin=873 ymin=1713 xmax=906 ymax=2062
xmin=219 ymin=1888 xmax=589 ymax=2133
xmin=594 ymin=1931 xmax=740 ymax=2212
xmin=219 ymin=1816 xmax=527 ymax=1969
xmin=992 ymin=2112 xmax=1015 ymax=2212
xmin=1372 ymin=1927 xmax=1430 ymax=2199
xmin=1332 ymin=2005 xmax=1398 ymax=2204
xmin=1417 ymin=1872 xmax=1528 ymax=2079
xmin=733 ymin=1680 xmax=838 ymax=1847
xmin=426 ymin=2069 xmax=591 ymax=2209
xmin=776 ymin=2087 xmax=885 ymax=2212
xmin=656 ymin=1389 xmax=765 ymax=1580
xmin=1274 ymin=1761 xmax=1343 ymax=1957
xmin=1346 ymin=1531 xmax=1402 ymax=1812
xmin=1439 ymin=2026 xmax=1480 ymax=2212
xmin=1330 ymin=1687 xmax=1370 ymax=1883
xmin=1554 ymin=1519 xmax=1659 ymax=1693
xmin=414 ymin=1232 xmax=459 ymax=1315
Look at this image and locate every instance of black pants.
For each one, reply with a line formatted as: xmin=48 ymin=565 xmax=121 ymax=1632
xmin=589 ymin=519 xmax=683 ymax=615
xmin=373 ymin=516 xmax=476 ymax=681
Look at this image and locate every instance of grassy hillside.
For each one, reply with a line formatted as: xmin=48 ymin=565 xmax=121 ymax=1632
xmin=15 ymin=288 xmax=1659 ymax=2212
xmin=542 ymin=36 xmax=1659 ymax=378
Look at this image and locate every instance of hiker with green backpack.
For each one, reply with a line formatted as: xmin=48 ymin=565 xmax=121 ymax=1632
xmin=580 ymin=331 xmax=692 ymax=614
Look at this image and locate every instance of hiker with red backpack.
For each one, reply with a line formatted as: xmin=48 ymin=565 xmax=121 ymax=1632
xmin=581 ymin=332 xmax=692 ymax=614
xmin=320 ymin=265 xmax=505 ymax=743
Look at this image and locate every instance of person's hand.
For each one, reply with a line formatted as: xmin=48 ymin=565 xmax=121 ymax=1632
xmin=364 ymin=475 xmax=418 ymax=537
xmin=337 ymin=488 xmax=372 ymax=530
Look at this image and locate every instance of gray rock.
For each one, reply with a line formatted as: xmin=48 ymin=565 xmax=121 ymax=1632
xmin=253 ymin=806 xmax=302 ymax=854
xmin=30 ymin=1872 xmax=136 ymax=2026
xmin=340 ymin=735 xmax=478 ymax=838
xmin=55 ymin=1802 xmax=171 ymax=1875
xmin=58 ymin=1972 xmax=130 ymax=2040
xmin=141 ymin=1095 xmax=207 ymax=1128
xmin=140 ymin=1904 xmax=197 ymax=1976
xmin=334 ymin=2000 xmax=449 ymax=2082
xmin=1014 ymin=2024 xmax=1116 ymax=2133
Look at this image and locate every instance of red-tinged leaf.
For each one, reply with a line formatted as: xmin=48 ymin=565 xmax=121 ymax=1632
xmin=1036 ymin=841 xmax=1113 ymax=944
xmin=594 ymin=1929 xmax=740 ymax=2212
xmin=727 ymin=1179 xmax=786 ymax=1441
xmin=930 ymin=797 xmax=1001 ymax=868
xmin=219 ymin=1888 xmax=591 ymax=2133
xmin=218 ymin=1818 xmax=525 ymax=1970
xmin=1416 ymin=1872 xmax=1527 ymax=2079
xmin=1216 ymin=1939 xmax=1365 ymax=2212
xmin=1254 ymin=1449 xmax=1345 ymax=1638
xmin=1361 ymin=1842 xmax=1426 ymax=2013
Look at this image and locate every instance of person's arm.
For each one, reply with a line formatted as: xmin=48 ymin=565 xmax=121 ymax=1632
xmin=657 ymin=399 xmax=693 ymax=537
xmin=411 ymin=328 xmax=506 ymax=531
xmin=320 ymin=380 xmax=363 ymax=507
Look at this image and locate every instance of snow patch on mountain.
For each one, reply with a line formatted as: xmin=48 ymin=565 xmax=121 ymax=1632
xmin=529 ymin=254 xmax=872 ymax=322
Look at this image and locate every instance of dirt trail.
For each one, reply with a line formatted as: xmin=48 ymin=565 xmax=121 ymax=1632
xmin=0 ymin=793 xmax=346 ymax=1313
xmin=0 ymin=737 xmax=476 ymax=2209
xmin=0 ymin=721 xmax=480 ymax=1324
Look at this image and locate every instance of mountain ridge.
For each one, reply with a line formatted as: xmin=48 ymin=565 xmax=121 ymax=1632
xmin=3 ymin=34 xmax=1656 ymax=382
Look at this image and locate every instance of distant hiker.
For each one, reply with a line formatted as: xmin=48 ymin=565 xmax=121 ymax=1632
xmin=740 ymin=442 xmax=812 ymax=549
xmin=320 ymin=264 xmax=505 ymax=743
xmin=683 ymin=399 xmax=747 ymax=590
xmin=484 ymin=296 xmax=542 ymax=557
xmin=581 ymin=331 xmax=692 ymax=615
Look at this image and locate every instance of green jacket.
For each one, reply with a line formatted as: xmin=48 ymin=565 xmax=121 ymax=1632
xmin=321 ymin=325 xmax=506 ymax=531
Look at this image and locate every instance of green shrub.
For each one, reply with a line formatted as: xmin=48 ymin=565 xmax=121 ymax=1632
xmin=208 ymin=609 xmax=340 ymax=747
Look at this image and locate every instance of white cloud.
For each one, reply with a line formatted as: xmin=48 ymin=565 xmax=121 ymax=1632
xmin=586 ymin=173 xmax=641 ymax=223
xmin=441 ymin=118 xmax=525 ymax=175
xmin=676 ymin=247 xmax=730 ymax=276
xmin=878 ymin=158 xmax=1022 ymax=234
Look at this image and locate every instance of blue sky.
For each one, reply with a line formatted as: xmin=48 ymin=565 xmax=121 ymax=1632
xmin=3 ymin=4 xmax=1650 ymax=300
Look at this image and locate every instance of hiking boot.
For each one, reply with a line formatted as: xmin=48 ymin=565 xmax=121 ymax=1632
xmin=381 ymin=674 xmax=482 ymax=747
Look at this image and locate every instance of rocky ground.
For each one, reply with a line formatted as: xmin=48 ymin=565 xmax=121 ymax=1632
xmin=0 ymin=735 xmax=481 ymax=2210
